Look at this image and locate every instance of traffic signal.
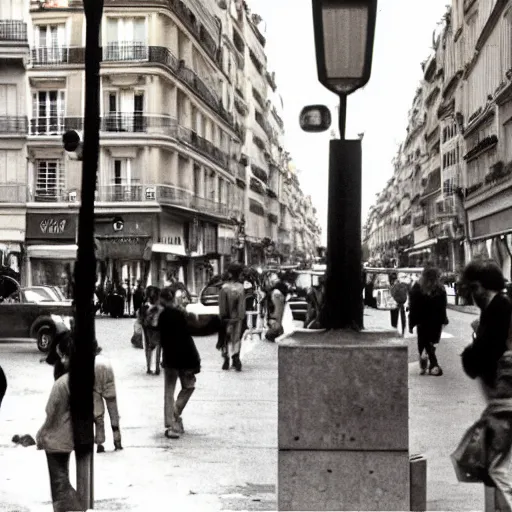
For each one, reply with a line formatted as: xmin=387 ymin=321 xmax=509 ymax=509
xmin=62 ymin=130 xmax=83 ymax=160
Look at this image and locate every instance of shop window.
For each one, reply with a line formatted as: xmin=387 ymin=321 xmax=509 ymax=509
xmin=35 ymin=159 xmax=64 ymax=201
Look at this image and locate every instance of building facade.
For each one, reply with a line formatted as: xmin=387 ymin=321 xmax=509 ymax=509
xmin=364 ymin=0 xmax=512 ymax=280
xmin=0 ymin=0 xmax=320 ymax=296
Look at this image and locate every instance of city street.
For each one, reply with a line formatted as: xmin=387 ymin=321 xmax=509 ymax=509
xmin=0 ymin=306 xmax=492 ymax=511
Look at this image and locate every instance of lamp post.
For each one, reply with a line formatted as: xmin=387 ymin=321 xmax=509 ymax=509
xmin=309 ymin=0 xmax=377 ymax=330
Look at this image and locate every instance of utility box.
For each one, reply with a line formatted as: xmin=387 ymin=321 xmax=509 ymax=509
xmin=410 ymin=454 xmax=427 ymax=511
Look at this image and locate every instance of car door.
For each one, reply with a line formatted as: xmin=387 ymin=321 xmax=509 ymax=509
xmin=0 ymin=291 xmax=25 ymax=339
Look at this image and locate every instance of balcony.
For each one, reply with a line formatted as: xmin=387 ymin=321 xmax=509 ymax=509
xmin=0 ymin=21 xmax=27 ymax=42
xmin=232 ymin=161 xmax=246 ymax=182
xmin=0 ymin=184 xmax=26 ymax=202
xmin=28 ymin=183 xmax=231 ymax=218
xmin=29 ymin=116 xmax=82 ymax=136
xmin=0 ymin=116 xmax=27 ymax=134
xmin=436 ymin=197 xmax=456 ymax=218
xmin=179 ymin=127 xmax=229 ymax=170
xmin=255 ymin=111 xmax=273 ymax=141
xmin=101 ymin=113 xmax=177 ymax=137
xmin=31 ymin=46 xmax=85 ymax=66
xmin=103 ymin=41 xmax=148 ymax=62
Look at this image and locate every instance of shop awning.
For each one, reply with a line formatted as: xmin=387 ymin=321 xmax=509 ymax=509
xmin=151 ymin=243 xmax=187 ymax=257
xmin=27 ymin=244 xmax=78 ymax=259
xmin=403 ymin=238 xmax=438 ymax=254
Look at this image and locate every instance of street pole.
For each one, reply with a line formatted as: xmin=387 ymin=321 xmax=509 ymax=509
xmin=323 ymin=94 xmax=364 ymax=330
xmin=69 ymin=0 xmax=104 ymax=508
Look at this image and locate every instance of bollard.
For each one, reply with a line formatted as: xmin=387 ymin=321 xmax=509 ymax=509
xmin=409 ymin=454 xmax=427 ymax=511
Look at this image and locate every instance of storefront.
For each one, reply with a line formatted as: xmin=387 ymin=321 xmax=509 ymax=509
xmin=217 ymin=224 xmax=237 ymax=272
xmin=466 ymin=182 xmax=512 ymax=280
xmin=185 ymin=219 xmax=218 ymax=295
xmin=152 ymin=213 xmax=187 ymax=287
xmin=0 ymin=209 xmax=25 ymax=284
xmin=25 ymin=212 xmax=78 ymax=297
xmin=94 ymin=212 xmax=155 ymax=289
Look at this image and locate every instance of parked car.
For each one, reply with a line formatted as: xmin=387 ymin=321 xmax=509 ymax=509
xmin=186 ymin=282 xmax=222 ymax=335
xmin=22 ymin=286 xmax=69 ymax=303
xmin=288 ymin=271 xmax=325 ymax=322
xmin=0 ymin=288 xmax=73 ymax=352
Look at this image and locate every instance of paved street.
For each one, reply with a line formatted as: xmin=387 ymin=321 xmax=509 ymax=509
xmin=0 ymin=305 xmax=492 ymax=511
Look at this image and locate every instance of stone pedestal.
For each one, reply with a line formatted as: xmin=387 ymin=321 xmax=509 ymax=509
xmin=278 ymin=328 xmax=409 ymax=511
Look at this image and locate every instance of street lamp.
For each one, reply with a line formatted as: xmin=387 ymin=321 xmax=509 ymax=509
xmin=301 ymin=0 xmax=378 ymax=330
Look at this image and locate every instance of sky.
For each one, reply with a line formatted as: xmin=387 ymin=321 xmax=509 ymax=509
xmin=248 ymin=0 xmax=450 ymax=245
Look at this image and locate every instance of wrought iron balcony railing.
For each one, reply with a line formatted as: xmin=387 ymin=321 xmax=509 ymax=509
xmin=101 ymin=113 xmax=178 ymax=136
xmin=0 ymin=21 xmax=27 ymax=41
xmin=29 ymin=116 xmax=82 ymax=135
xmin=29 ymin=183 xmax=231 ymax=218
xmin=103 ymin=41 xmax=148 ymax=62
xmin=31 ymin=46 xmax=85 ymax=65
xmin=0 ymin=116 xmax=27 ymax=133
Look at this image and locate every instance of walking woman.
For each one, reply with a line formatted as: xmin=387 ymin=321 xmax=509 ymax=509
xmin=139 ymin=286 xmax=163 ymax=375
xmin=408 ymin=266 xmax=449 ymax=376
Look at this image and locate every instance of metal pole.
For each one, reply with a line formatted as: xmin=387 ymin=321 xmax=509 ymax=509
xmin=323 ymin=94 xmax=364 ymax=330
xmin=69 ymin=0 xmax=104 ymax=508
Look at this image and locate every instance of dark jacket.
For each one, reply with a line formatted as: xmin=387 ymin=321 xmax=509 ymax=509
xmin=0 ymin=364 xmax=6 ymax=409
xmin=462 ymin=293 xmax=512 ymax=389
xmin=408 ymin=282 xmax=448 ymax=330
xmin=158 ymin=305 xmax=201 ymax=373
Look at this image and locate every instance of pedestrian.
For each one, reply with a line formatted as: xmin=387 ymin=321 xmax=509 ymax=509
xmin=304 ymin=275 xmax=326 ymax=329
xmin=458 ymin=259 xmax=512 ymax=504
xmin=36 ymin=331 xmax=83 ymax=512
xmin=408 ymin=266 xmax=449 ymax=376
xmin=265 ymin=272 xmax=288 ymax=341
xmin=460 ymin=259 xmax=512 ymax=398
xmin=218 ymin=263 xmax=246 ymax=371
xmin=389 ymin=273 xmax=409 ymax=337
xmin=0 ymin=364 xmax=6 ymax=411
xmin=158 ymin=286 xmax=201 ymax=439
xmin=133 ymin=280 xmax=144 ymax=317
xmin=140 ymin=285 xmax=163 ymax=375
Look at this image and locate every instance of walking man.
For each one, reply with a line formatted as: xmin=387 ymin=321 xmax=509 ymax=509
xmin=389 ymin=273 xmax=409 ymax=337
xmin=140 ymin=286 xmax=163 ymax=375
xmin=218 ymin=262 xmax=246 ymax=371
xmin=159 ymin=287 xmax=201 ymax=439
xmin=460 ymin=259 xmax=512 ymax=505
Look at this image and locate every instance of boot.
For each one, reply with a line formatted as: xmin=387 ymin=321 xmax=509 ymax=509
xmin=232 ymin=353 xmax=242 ymax=372
xmin=113 ymin=426 xmax=123 ymax=450
xmin=419 ymin=354 xmax=428 ymax=375
xmin=222 ymin=356 xmax=230 ymax=370
xmin=97 ymin=444 xmax=105 ymax=453
xmin=429 ymin=366 xmax=443 ymax=376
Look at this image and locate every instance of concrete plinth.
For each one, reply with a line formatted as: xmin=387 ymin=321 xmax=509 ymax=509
xmin=278 ymin=328 xmax=409 ymax=511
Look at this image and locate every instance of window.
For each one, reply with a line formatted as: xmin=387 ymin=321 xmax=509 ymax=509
xmin=31 ymin=90 xmax=65 ymax=135
xmin=109 ymin=159 xmax=138 ymax=201
xmin=104 ymin=17 xmax=147 ymax=60
xmin=505 ymin=121 xmax=512 ymax=162
xmin=35 ymin=160 xmax=64 ymax=201
xmin=33 ymin=24 xmax=66 ymax=63
xmin=104 ymin=90 xmax=144 ymax=132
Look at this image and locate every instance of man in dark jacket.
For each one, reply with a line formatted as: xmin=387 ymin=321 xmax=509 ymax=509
xmin=159 ymin=286 xmax=201 ymax=439
xmin=461 ymin=259 xmax=512 ymax=394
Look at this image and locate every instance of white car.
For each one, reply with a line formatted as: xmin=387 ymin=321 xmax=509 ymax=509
xmin=185 ymin=283 xmax=221 ymax=334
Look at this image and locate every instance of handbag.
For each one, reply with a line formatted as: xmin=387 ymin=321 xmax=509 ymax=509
xmin=450 ymin=418 xmax=490 ymax=483
xmin=131 ymin=319 xmax=143 ymax=349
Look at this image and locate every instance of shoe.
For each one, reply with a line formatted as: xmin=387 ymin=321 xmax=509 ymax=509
xmin=165 ymin=428 xmax=180 ymax=439
xmin=429 ymin=366 xmax=443 ymax=376
xmin=155 ymin=368 xmax=160 ymax=376
xmin=222 ymin=357 xmax=230 ymax=370
xmin=232 ymin=354 xmax=242 ymax=372
xmin=114 ymin=440 xmax=123 ymax=451
xmin=419 ymin=355 xmax=428 ymax=375
xmin=173 ymin=416 xmax=185 ymax=434
xmin=97 ymin=444 xmax=105 ymax=453
xmin=146 ymin=369 xmax=153 ymax=375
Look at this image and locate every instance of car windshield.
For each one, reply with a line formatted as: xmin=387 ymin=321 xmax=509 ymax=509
xmin=202 ymin=286 xmax=220 ymax=296
xmin=24 ymin=289 xmax=53 ymax=303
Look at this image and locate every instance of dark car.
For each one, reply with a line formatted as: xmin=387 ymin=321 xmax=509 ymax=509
xmin=288 ymin=271 xmax=325 ymax=322
xmin=0 ymin=288 xmax=73 ymax=352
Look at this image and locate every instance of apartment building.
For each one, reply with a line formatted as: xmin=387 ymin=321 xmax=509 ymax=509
xmin=0 ymin=0 xmax=28 ymax=283
xmin=365 ymin=0 xmax=512 ymax=279
xmin=0 ymin=0 xmax=321 ymax=294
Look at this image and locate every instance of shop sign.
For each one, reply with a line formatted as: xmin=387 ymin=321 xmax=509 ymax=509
xmin=27 ymin=213 xmax=77 ymax=240
xmin=95 ymin=213 xmax=152 ymax=237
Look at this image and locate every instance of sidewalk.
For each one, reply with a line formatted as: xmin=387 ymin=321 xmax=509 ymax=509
xmin=0 ymin=309 xmax=486 ymax=511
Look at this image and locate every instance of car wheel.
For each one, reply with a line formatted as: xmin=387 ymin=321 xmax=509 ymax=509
xmin=37 ymin=325 xmax=54 ymax=353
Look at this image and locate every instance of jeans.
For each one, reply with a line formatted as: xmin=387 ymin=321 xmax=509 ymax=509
xmin=164 ymin=368 xmax=196 ymax=428
xmin=417 ymin=324 xmax=442 ymax=369
xmin=94 ymin=393 xmax=121 ymax=445
xmin=390 ymin=305 xmax=406 ymax=334
xmin=45 ymin=452 xmax=83 ymax=512
xmin=488 ymin=446 xmax=512 ymax=510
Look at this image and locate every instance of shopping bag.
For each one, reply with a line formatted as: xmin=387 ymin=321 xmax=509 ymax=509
xmin=450 ymin=418 xmax=489 ymax=483
xmin=131 ymin=319 xmax=143 ymax=349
